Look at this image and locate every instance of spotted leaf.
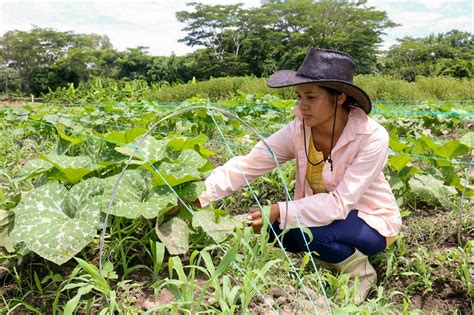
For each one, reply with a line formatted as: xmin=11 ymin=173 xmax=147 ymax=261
xmin=192 ymin=210 xmax=247 ymax=242
xmin=10 ymin=180 xmax=104 ymax=265
xmin=41 ymin=154 xmax=104 ymax=184
xmin=101 ymin=170 xmax=177 ymax=219
xmin=155 ymin=217 xmax=189 ymax=255
xmin=174 ymin=181 xmax=206 ymax=202
xmin=18 ymin=159 xmax=54 ymax=180
xmin=115 ymin=135 xmax=169 ymax=163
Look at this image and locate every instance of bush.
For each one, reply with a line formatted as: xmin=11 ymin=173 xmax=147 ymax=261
xmin=146 ymin=75 xmax=474 ymax=103
xmin=415 ymin=76 xmax=474 ymax=100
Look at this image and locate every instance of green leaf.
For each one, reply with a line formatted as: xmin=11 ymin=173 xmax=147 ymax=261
xmin=459 ymin=132 xmax=474 ymax=149
xmin=63 ymin=284 xmax=94 ymax=315
xmin=74 ymin=257 xmax=110 ymax=294
xmin=192 ymin=210 xmax=247 ymax=242
xmin=54 ymin=124 xmax=86 ymax=145
xmin=115 ymin=135 xmax=169 ymax=163
xmin=18 ymin=159 xmax=54 ymax=180
xmin=151 ymin=162 xmax=201 ymax=187
xmin=104 ymin=184 xmax=177 ymax=219
xmin=174 ymin=181 xmax=206 ymax=202
xmin=175 ymin=149 xmax=207 ymax=169
xmin=215 ymin=240 xmax=239 ymax=277
xmin=166 ymin=134 xmax=214 ymax=158
xmin=433 ymin=140 xmax=469 ymax=159
xmin=408 ymin=174 xmax=457 ymax=207
xmin=101 ymin=170 xmax=146 ymax=212
xmin=101 ymin=170 xmax=179 ymax=219
xmin=388 ymin=154 xmax=411 ymax=172
xmin=0 ymin=210 xmax=15 ymax=252
xmin=10 ymin=181 xmax=103 ymax=265
xmin=389 ymin=134 xmax=407 ymax=152
xmin=155 ymin=217 xmax=189 ymax=255
xmin=99 ymin=127 xmax=147 ymax=144
xmin=41 ymin=154 xmax=104 ymax=184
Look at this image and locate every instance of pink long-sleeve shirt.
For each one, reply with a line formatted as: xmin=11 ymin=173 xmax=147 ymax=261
xmin=199 ymin=106 xmax=402 ymax=237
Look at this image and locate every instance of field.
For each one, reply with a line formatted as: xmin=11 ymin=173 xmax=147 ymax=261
xmin=0 ymin=88 xmax=473 ymax=314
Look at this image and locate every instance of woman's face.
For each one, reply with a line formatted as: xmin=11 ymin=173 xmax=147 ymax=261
xmin=295 ymin=83 xmax=342 ymax=128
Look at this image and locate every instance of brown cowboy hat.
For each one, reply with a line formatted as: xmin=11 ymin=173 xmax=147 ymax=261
xmin=267 ymin=48 xmax=372 ymax=114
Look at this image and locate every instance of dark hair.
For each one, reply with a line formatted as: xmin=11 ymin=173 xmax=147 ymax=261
xmin=320 ymin=87 xmax=356 ymax=111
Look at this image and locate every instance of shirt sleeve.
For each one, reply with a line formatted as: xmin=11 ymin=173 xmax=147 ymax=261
xmin=199 ymin=122 xmax=296 ymax=207
xmin=278 ymin=127 xmax=389 ymax=229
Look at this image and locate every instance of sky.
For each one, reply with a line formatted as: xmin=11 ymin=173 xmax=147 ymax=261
xmin=0 ymin=0 xmax=472 ymax=56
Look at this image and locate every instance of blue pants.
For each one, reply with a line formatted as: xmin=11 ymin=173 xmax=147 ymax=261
xmin=268 ymin=210 xmax=386 ymax=263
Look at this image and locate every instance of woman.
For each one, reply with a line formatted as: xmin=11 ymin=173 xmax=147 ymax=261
xmin=197 ymin=48 xmax=401 ymax=303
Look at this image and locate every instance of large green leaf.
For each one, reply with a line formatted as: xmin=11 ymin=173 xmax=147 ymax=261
xmin=115 ymin=136 xmax=169 ymax=163
xmin=459 ymin=132 xmax=474 ymax=149
xmin=152 ymin=162 xmax=201 ymax=186
xmin=433 ymin=140 xmax=469 ymax=159
xmin=41 ymin=154 xmax=104 ymax=184
xmin=101 ymin=170 xmax=177 ymax=219
xmin=98 ymin=127 xmax=147 ymax=145
xmin=102 ymin=170 xmax=148 ymax=210
xmin=0 ymin=210 xmax=15 ymax=252
xmin=408 ymin=174 xmax=457 ymax=207
xmin=389 ymin=134 xmax=408 ymax=152
xmin=18 ymin=159 xmax=54 ymax=180
xmin=175 ymin=149 xmax=207 ymax=169
xmin=175 ymin=181 xmax=206 ymax=202
xmin=10 ymin=180 xmax=104 ymax=265
xmin=192 ymin=210 xmax=247 ymax=242
xmin=166 ymin=135 xmax=213 ymax=157
xmin=150 ymin=150 xmax=207 ymax=187
xmin=54 ymin=124 xmax=86 ymax=145
xmin=388 ymin=154 xmax=411 ymax=172
xmin=155 ymin=217 xmax=189 ymax=255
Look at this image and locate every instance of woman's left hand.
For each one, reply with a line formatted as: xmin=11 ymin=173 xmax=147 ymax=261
xmin=248 ymin=204 xmax=280 ymax=233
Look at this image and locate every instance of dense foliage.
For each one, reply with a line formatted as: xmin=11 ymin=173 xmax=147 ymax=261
xmin=0 ymin=89 xmax=473 ymax=312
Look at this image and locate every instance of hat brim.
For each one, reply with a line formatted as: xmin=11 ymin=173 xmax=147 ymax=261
xmin=267 ymin=70 xmax=372 ymax=114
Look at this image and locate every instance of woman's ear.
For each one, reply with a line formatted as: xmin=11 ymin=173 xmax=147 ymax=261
xmin=336 ymin=93 xmax=347 ymax=105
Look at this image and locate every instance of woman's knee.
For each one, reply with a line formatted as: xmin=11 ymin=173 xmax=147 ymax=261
xmin=354 ymin=227 xmax=386 ymax=256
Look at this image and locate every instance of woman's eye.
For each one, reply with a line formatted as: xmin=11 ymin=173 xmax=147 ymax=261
xmin=307 ymin=96 xmax=315 ymax=100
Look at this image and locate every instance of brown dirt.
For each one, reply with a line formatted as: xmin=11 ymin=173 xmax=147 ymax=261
xmin=248 ymin=285 xmax=336 ymax=315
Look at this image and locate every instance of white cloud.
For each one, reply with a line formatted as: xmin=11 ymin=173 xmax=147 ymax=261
xmin=367 ymin=0 xmax=472 ymax=49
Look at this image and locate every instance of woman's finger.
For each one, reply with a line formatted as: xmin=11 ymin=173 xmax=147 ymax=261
xmin=251 ymin=218 xmax=263 ymax=233
xmin=249 ymin=211 xmax=262 ymax=220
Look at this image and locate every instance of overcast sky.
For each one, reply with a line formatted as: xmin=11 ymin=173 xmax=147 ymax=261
xmin=0 ymin=0 xmax=472 ymax=56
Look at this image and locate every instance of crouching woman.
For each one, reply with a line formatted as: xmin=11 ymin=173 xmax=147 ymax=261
xmin=196 ymin=48 xmax=402 ymax=303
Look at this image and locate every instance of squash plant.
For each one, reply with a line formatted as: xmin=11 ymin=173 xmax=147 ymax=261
xmin=7 ymin=126 xmax=247 ymax=265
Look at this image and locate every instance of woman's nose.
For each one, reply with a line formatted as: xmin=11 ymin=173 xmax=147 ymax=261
xmin=298 ymin=99 xmax=309 ymax=108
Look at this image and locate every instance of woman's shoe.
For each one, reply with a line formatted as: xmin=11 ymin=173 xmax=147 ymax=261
xmin=332 ymin=249 xmax=377 ymax=304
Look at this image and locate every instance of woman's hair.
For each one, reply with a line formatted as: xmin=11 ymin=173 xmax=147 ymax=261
xmin=320 ymin=86 xmax=356 ymax=111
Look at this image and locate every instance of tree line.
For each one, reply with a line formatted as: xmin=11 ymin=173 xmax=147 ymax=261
xmin=0 ymin=0 xmax=472 ymax=96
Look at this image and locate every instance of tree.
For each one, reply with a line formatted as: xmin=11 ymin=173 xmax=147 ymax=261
xmin=0 ymin=27 xmax=112 ymax=94
xmin=116 ymin=47 xmax=154 ymax=82
xmin=176 ymin=2 xmax=247 ymax=60
xmin=380 ymin=30 xmax=474 ymax=80
xmin=177 ymin=0 xmax=397 ymax=77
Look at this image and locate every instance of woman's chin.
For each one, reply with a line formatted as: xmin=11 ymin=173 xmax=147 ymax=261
xmin=303 ymin=117 xmax=317 ymax=126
